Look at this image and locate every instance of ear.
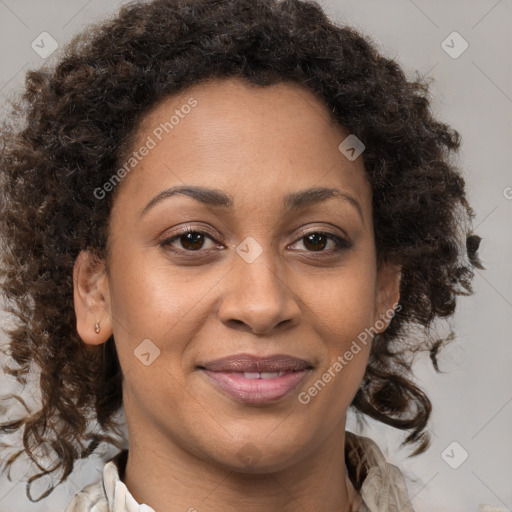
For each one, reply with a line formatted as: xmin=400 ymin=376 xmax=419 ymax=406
xmin=373 ymin=261 xmax=401 ymax=333
xmin=73 ymin=250 xmax=112 ymax=345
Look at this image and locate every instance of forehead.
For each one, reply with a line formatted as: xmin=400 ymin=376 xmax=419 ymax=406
xmin=115 ymin=78 xmax=371 ymax=216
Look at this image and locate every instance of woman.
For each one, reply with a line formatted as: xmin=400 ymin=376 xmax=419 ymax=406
xmin=0 ymin=0 xmax=482 ymax=510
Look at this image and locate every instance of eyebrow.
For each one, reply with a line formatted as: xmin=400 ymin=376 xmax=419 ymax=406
xmin=139 ymin=185 xmax=364 ymax=222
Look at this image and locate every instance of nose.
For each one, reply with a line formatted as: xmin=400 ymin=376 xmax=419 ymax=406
xmin=217 ymin=246 xmax=301 ymax=336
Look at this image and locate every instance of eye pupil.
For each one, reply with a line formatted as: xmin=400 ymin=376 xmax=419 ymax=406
xmin=181 ymin=232 xmax=204 ymax=250
xmin=304 ymin=233 xmax=327 ymax=251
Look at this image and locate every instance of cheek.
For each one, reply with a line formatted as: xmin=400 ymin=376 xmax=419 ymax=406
xmin=305 ymin=259 xmax=378 ymax=351
xmin=298 ymin=254 xmax=377 ymax=399
xmin=298 ymin=279 xmax=374 ymax=425
xmin=107 ymin=248 xmax=213 ymax=371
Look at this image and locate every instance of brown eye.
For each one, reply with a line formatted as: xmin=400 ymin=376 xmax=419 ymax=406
xmin=302 ymin=233 xmax=329 ymax=251
xmin=289 ymin=230 xmax=351 ymax=255
xmin=178 ymin=232 xmax=206 ymax=251
xmin=160 ymin=228 xmax=219 ymax=252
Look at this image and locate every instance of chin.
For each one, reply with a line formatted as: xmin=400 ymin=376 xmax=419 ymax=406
xmin=202 ymin=435 xmax=309 ymax=474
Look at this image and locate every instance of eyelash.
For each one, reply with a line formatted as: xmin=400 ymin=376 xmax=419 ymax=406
xmin=159 ymin=225 xmax=351 ymax=256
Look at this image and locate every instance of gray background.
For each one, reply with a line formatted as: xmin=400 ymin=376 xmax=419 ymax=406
xmin=0 ymin=1 xmax=511 ymax=511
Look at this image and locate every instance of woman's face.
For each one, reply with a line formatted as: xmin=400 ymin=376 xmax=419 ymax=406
xmin=75 ymin=78 xmax=400 ymax=472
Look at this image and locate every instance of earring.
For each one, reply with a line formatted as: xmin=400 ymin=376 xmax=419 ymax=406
xmin=94 ymin=322 xmax=100 ymax=334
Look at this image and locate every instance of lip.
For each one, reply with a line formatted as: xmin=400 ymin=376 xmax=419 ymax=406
xmin=198 ymin=354 xmax=313 ymax=404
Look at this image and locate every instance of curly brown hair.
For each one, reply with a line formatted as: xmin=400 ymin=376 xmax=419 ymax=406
xmin=0 ymin=0 xmax=482 ymax=502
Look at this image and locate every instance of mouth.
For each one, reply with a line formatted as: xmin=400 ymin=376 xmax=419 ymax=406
xmin=198 ymin=354 xmax=313 ymax=404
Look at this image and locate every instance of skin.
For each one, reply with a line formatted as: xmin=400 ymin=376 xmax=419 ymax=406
xmin=74 ymin=77 xmax=401 ymax=512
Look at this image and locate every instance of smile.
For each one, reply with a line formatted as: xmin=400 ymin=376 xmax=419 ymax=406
xmin=198 ymin=353 xmax=313 ymax=404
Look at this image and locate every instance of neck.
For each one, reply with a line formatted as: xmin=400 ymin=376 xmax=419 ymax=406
xmin=122 ymin=417 xmax=361 ymax=512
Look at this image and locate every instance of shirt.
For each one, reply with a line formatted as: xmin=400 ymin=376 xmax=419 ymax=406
xmin=65 ymin=431 xmax=415 ymax=512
